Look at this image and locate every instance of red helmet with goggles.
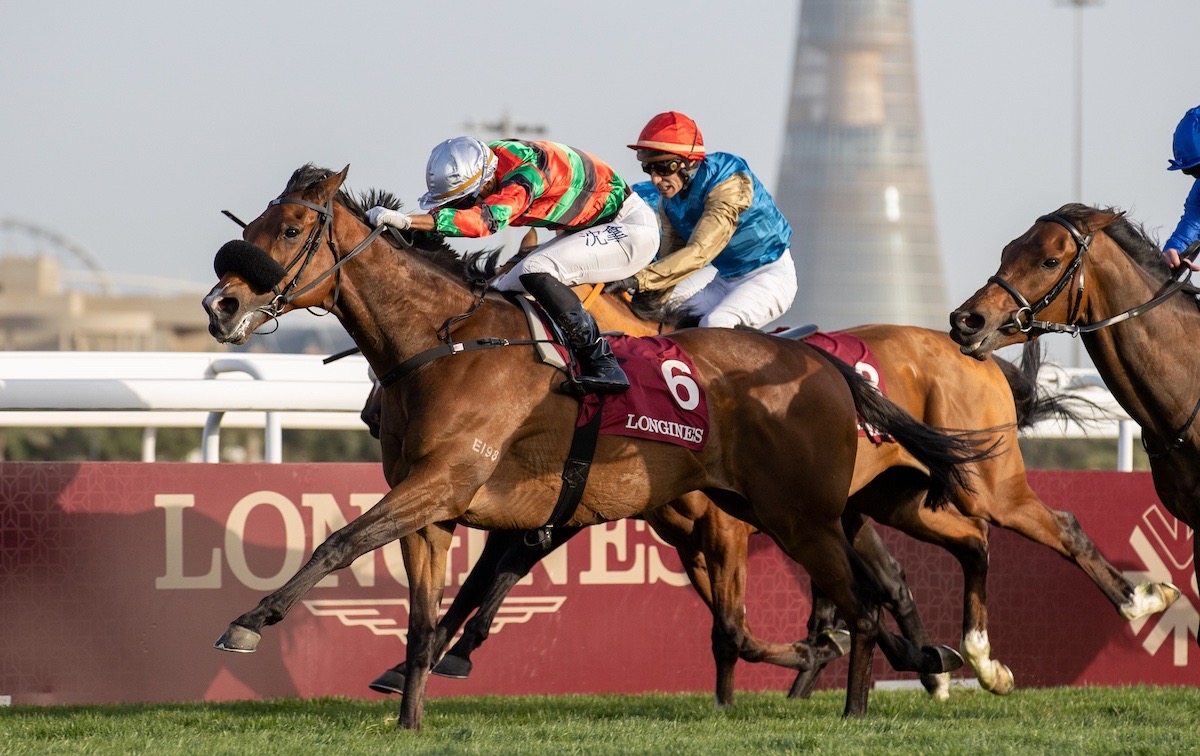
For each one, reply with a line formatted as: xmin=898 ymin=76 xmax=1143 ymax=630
xmin=628 ymin=111 xmax=706 ymax=162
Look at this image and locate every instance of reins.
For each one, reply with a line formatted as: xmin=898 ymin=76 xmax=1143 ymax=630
xmin=989 ymin=214 xmax=1200 ymax=457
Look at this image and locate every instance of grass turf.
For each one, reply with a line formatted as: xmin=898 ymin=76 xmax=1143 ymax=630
xmin=2 ymin=686 xmax=1199 ymax=754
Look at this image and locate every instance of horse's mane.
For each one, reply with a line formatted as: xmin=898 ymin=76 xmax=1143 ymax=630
xmin=627 ymin=291 xmax=700 ymax=329
xmin=1051 ymin=203 xmax=1168 ymax=282
xmin=284 ymin=163 xmax=471 ymax=281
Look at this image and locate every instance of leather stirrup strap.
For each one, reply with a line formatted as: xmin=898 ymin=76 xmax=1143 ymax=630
xmin=525 ymin=396 xmax=605 ymax=550
xmin=580 ymin=283 xmax=605 ymax=311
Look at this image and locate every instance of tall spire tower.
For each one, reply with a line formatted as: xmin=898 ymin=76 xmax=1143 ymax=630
xmin=776 ymin=0 xmax=947 ymax=329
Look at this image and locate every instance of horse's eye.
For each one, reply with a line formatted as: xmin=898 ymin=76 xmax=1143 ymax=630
xmin=1041 ymin=258 xmax=1061 ymax=270
xmin=283 ymin=227 xmax=301 ymax=240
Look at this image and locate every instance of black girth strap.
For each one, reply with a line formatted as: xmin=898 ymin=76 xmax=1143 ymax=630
xmin=524 ymin=397 xmax=605 ymax=551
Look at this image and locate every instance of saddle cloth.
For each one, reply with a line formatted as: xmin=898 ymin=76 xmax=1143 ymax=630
xmin=802 ymin=329 xmax=889 ymax=442
xmin=577 ymin=335 xmax=709 ymax=452
xmin=513 ymin=294 xmax=707 ymax=451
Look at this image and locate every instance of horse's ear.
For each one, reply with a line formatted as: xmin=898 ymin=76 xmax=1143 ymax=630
xmin=1088 ymin=210 xmax=1125 ymax=233
xmin=310 ymin=165 xmax=350 ymax=204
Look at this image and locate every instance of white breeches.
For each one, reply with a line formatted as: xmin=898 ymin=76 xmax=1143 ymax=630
xmin=667 ymin=251 xmax=798 ymax=329
xmin=492 ymin=193 xmax=660 ymax=292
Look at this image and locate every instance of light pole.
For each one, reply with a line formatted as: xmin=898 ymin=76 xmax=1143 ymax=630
xmin=1058 ymin=0 xmax=1102 ymax=367
xmin=1058 ymin=0 xmax=1102 ymax=203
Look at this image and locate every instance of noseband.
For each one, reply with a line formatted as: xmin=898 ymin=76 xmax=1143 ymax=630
xmin=988 ymin=214 xmax=1192 ymax=337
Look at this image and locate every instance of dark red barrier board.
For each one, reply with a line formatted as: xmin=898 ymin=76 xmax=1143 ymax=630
xmin=0 ymin=463 xmax=1194 ymax=704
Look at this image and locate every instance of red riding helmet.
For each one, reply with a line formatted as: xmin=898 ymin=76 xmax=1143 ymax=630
xmin=627 ymin=111 xmax=706 ymax=162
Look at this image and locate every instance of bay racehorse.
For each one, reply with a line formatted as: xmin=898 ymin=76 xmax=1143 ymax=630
xmin=950 ymin=203 xmax=1197 ymax=649
xmin=366 ymin=296 xmax=1178 ymax=703
xmin=202 ymin=165 xmax=984 ymax=727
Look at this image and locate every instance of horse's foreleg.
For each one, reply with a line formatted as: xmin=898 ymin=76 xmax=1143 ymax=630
xmin=215 ymin=475 xmax=460 ymax=653
xmin=980 ymin=480 xmax=1179 ymax=621
xmin=215 ymin=507 xmax=408 ymax=652
xmin=399 ymin=522 xmax=455 ymax=731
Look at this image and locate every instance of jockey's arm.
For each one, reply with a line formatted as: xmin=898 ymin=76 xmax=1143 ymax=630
xmin=633 ymin=173 xmax=752 ymax=292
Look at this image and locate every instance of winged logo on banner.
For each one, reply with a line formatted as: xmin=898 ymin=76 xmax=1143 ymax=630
xmin=1123 ymin=504 xmax=1197 ymax=666
xmin=302 ymin=596 xmax=566 ymax=644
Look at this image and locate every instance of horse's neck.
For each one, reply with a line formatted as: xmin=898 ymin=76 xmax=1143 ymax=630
xmin=335 ymin=243 xmax=506 ymax=377
xmin=1081 ymin=245 xmax=1200 ymax=438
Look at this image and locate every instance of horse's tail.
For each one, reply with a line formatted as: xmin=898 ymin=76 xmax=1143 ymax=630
xmin=814 ymin=346 xmax=1001 ymax=511
xmin=994 ymin=341 xmax=1104 ymax=430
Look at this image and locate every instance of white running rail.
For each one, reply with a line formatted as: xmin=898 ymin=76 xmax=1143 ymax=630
xmin=0 ymin=352 xmax=1141 ymax=469
xmin=0 ymin=352 xmax=373 ymax=462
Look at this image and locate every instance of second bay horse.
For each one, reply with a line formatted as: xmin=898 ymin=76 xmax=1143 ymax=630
xmin=950 ymin=203 xmax=1197 ymax=650
xmin=201 ymin=165 xmax=984 ymax=728
xmin=367 ymin=303 xmax=1179 ymax=703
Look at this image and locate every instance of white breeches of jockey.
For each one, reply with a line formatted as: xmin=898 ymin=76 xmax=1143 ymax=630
xmin=492 ymin=193 xmax=660 ymax=291
xmin=667 ymin=251 xmax=798 ymax=329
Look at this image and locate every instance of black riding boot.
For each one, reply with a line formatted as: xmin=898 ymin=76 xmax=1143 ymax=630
xmin=520 ymin=272 xmax=629 ymax=395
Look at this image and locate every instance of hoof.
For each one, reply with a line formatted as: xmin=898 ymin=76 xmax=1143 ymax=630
xmin=214 ymin=624 xmax=260 ymax=653
xmin=922 ymin=672 xmax=951 ymax=701
xmin=987 ymin=663 xmax=1015 ymax=696
xmin=921 ymin=644 xmax=964 ymax=674
xmin=1160 ymin=581 xmax=1183 ymax=608
xmin=817 ymin=628 xmax=851 ymax=658
xmin=432 ymin=654 xmax=472 ymax=679
xmin=1120 ymin=581 xmax=1184 ymax=620
xmin=368 ymin=664 xmax=406 ymax=696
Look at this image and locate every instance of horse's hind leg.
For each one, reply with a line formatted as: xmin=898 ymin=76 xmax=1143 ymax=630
xmin=435 ymin=526 xmax=582 ymax=677
xmin=855 ymin=475 xmax=1008 ymax=695
xmin=786 ymin=586 xmax=845 ymax=699
xmin=649 ymin=497 xmax=847 ymax=708
xmin=369 ymin=527 xmax=548 ymax=694
xmin=788 ymin=517 xmax=949 ymax=700
xmin=845 ymin=515 xmax=950 ymax=700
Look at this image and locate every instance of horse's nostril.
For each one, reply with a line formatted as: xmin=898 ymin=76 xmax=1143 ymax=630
xmin=950 ymin=310 xmax=981 ymax=334
xmin=217 ymin=297 xmax=239 ymax=315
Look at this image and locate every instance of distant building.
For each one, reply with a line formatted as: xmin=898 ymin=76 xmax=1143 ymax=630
xmin=0 ymin=254 xmax=358 ymax=354
xmin=776 ymin=0 xmax=948 ymax=330
xmin=0 ymin=255 xmax=215 ymax=351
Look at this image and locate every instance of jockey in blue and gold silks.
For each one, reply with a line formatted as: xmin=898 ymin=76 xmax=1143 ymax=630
xmin=617 ymin=111 xmax=797 ymax=329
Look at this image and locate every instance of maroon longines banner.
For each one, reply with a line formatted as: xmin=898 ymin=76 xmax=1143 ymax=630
xmin=0 ymin=463 xmax=1195 ymax=705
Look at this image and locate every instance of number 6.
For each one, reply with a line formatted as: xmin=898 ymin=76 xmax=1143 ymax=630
xmin=661 ymin=359 xmax=700 ymax=411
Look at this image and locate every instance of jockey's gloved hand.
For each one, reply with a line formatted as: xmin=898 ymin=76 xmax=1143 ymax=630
xmin=366 ymin=206 xmax=413 ymax=230
xmin=603 ymin=276 xmax=639 ymax=295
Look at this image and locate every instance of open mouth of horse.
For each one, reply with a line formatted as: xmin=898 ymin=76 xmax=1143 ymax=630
xmin=949 ymin=314 xmax=1005 ymax=361
xmin=203 ymin=291 xmax=270 ymax=345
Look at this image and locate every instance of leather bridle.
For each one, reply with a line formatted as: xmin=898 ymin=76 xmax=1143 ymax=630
xmin=987 ymin=213 xmax=1198 ymax=457
xmin=988 ymin=213 xmax=1192 ymax=337
xmin=257 ymin=195 xmax=388 ymax=319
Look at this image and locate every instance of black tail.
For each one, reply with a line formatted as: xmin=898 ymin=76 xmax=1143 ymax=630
xmin=994 ymin=341 xmax=1104 ymax=430
xmin=815 ymin=348 xmax=1001 ymax=510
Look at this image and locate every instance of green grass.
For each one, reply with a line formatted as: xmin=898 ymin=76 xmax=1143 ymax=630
xmin=2 ymin=687 xmax=1199 ymax=754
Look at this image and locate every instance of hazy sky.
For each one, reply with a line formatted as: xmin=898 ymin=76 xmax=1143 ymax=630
xmin=1 ymin=0 xmax=1197 ymax=326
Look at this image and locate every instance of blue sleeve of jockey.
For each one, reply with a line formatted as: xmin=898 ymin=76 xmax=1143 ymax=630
xmin=1165 ymin=178 xmax=1200 ymax=252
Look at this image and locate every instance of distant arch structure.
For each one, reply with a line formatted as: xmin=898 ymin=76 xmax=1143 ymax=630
xmin=0 ymin=217 xmax=205 ymax=296
xmin=0 ymin=216 xmax=115 ymax=295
